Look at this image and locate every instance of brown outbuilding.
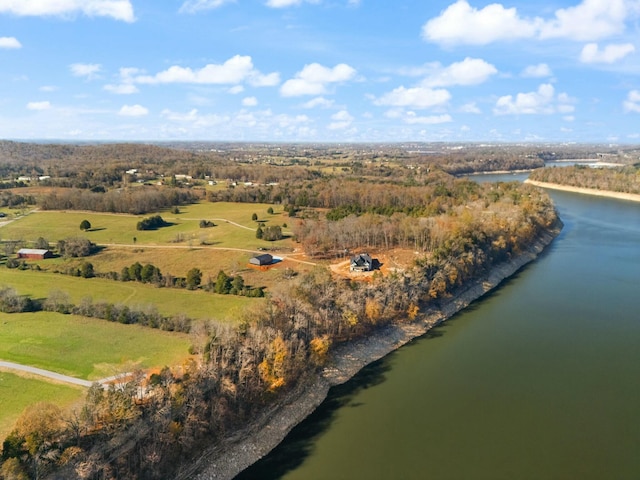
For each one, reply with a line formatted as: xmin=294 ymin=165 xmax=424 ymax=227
xmin=17 ymin=248 xmax=53 ymax=260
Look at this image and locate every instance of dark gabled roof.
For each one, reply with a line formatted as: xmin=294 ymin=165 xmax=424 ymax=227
xmin=251 ymin=253 xmax=273 ymax=264
xmin=351 ymin=253 xmax=372 ymax=265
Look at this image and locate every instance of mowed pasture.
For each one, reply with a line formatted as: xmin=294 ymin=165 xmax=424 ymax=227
xmin=1 ymin=202 xmax=292 ymax=250
xmin=0 ymin=269 xmax=256 ymax=321
xmin=0 ymin=311 xmax=192 ymax=380
xmin=0 ymin=372 xmax=84 ymax=440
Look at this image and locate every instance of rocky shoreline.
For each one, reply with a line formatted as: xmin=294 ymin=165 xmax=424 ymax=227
xmin=180 ymin=223 xmax=562 ymax=480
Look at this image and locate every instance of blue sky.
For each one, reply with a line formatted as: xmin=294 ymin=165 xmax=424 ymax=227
xmin=1 ymin=0 xmax=639 ymax=143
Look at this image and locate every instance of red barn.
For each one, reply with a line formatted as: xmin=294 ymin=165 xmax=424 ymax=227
xmin=17 ymin=248 xmax=53 ymax=260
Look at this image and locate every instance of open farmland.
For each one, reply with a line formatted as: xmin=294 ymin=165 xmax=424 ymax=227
xmin=0 ymin=269 xmax=256 ymax=321
xmin=0 ymin=311 xmax=192 ymax=380
xmin=1 ymin=202 xmax=291 ymax=250
xmin=0 ymin=372 xmax=84 ymax=439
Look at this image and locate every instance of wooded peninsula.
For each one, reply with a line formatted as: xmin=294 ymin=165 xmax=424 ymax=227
xmin=0 ymin=141 xmax=627 ymax=479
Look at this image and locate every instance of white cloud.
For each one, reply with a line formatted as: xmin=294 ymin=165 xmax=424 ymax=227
xmin=404 ymin=112 xmax=453 ymax=125
xmin=494 ymin=83 xmax=575 ymax=115
xmin=179 ymin=0 xmax=235 ymax=14
xmin=374 ymin=86 xmax=451 ymax=109
xmin=623 ymin=90 xmax=640 ymax=112
xmin=580 ymin=42 xmax=635 ymax=63
xmin=328 ymin=110 xmax=354 ymax=130
xmin=421 ymin=57 xmax=497 ymax=87
xmin=228 ymin=85 xmax=244 ymax=94
xmin=539 ymin=0 xmax=630 ymax=41
xmin=280 ymin=63 xmax=357 ymax=97
xmin=104 ymin=84 xmax=139 ymax=94
xmin=39 ymin=86 xmax=57 ymax=92
xmin=0 ymin=0 xmax=135 ymax=22
xmin=134 ymin=55 xmax=278 ymax=87
xmin=266 ymin=0 xmax=304 ymax=7
xmin=70 ymin=63 xmax=102 ymax=79
xmin=302 ymin=96 xmax=335 ymax=108
xmin=119 ymin=104 xmax=148 ymax=117
xmin=522 ymin=63 xmax=553 ymax=78
xmin=423 ymin=0 xmax=637 ymax=46
xmin=459 ymin=102 xmax=481 ymax=113
xmin=422 ymin=0 xmax=541 ymax=46
xmin=242 ymin=96 xmax=258 ymax=106
xmin=0 ymin=36 xmax=21 ymax=49
xmin=27 ymin=101 xmax=51 ymax=111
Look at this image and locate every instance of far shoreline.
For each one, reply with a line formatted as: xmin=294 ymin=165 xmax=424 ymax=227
xmin=525 ymin=179 xmax=640 ymax=203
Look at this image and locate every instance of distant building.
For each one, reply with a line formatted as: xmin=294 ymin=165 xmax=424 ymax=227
xmin=17 ymin=248 xmax=53 ymax=260
xmin=350 ymin=253 xmax=373 ymax=272
xmin=249 ymin=253 xmax=273 ymax=266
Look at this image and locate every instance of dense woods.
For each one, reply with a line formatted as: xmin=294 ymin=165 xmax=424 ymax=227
xmin=529 ymin=164 xmax=640 ymax=194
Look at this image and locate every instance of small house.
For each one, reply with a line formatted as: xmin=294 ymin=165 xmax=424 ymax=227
xmin=249 ymin=253 xmax=273 ymax=266
xmin=350 ymin=253 xmax=373 ymax=272
xmin=17 ymin=248 xmax=53 ymax=260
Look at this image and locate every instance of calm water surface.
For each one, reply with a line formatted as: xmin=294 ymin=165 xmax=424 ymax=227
xmin=239 ymin=186 xmax=640 ymax=480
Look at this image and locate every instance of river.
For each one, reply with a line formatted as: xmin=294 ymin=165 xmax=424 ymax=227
xmin=238 ymin=176 xmax=640 ymax=479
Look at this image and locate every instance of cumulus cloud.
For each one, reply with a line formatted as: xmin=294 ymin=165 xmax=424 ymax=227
xmin=623 ymin=90 xmax=640 ymax=112
xmin=27 ymin=101 xmax=51 ymax=111
xmin=302 ymin=97 xmax=335 ymax=108
xmin=119 ymin=104 xmax=148 ymax=117
xmin=373 ymin=86 xmax=451 ymax=109
xmin=421 ymin=57 xmax=497 ymax=87
xmin=328 ymin=110 xmax=353 ymax=130
xmin=580 ymin=42 xmax=635 ymax=63
xmin=522 ymin=63 xmax=553 ymax=78
xmin=281 ymin=63 xmax=357 ymax=97
xmin=242 ymin=96 xmax=258 ymax=106
xmin=0 ymin=0 xmax=135 ymax=22
xmin=133 ymin=55 xmax=279 ymax=87
xmin=423 ymin=0 xmax=637 ymax=46
xmin=179 ymin=0 xmax=235 ymax=14
xmin=422 ymin=0 xmax=540 ymax=46
xmin=493 ymin=83 xmax=575 ymax=115
xmin=404 ymin=112 xmax=453 ymax=125
xmin=0 ymin=36 xmax=21 ymax=49
xmin=70 ymin=63 xmax=102 ymax=79
xmin=459 ymin=102 xmax=481 ymax=113
xmin=539 ymin=0 xmax=631 ymax=41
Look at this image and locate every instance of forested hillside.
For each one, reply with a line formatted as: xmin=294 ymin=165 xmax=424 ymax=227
xmin=529 ymin=164 xmax=640 ymax=194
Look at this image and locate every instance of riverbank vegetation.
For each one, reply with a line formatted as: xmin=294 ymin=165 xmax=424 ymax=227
xmin=529 ymin=164 xmax=640 ymax=195
xmin=0 ymin=141 xmax=567 ymax=480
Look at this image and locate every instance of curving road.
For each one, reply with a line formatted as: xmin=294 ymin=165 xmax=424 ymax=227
xmin=0 ymin=360 xmax=128 ymax=388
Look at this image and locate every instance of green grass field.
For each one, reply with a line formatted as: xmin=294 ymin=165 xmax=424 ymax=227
xmin=0 ymin=372 xmax=84 ymax=439
xmin=1 ymin=202 xmax=291 ymax=250
xmin=0 ymin=269 xmax=258 ymax=321
xmin=0 ymin=311 xmax=192 ymax=380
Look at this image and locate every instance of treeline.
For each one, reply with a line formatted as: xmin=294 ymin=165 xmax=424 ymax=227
xmin=207 ymin=170 xmax=485 ymax=211
xmin=39 ymin=187 xmax=199 ymax=214
xmin=529 ymin=165 xmax=640 ymax=194
xmin=292 ymin=181 xmax=557 ymax=261
xmin=0 ymin=287 xmax=193 ymax=332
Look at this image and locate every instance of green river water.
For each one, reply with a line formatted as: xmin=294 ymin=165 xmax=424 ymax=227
xmin=238 ymin=184 xmax=640 ymax=480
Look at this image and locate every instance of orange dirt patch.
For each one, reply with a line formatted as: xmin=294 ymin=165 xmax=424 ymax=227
xmin=329 ymin=249 xmax=417 ymax=280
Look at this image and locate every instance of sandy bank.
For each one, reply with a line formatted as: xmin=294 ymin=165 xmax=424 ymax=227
xmin=525 ymin=179 xmax=640 ymax=203
xmin=180 ymin=223 xmax=562 ymax=480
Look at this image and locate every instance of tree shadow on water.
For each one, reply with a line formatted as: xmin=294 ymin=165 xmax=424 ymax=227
xmin=235 ymin=357 xmax=391 ymax=480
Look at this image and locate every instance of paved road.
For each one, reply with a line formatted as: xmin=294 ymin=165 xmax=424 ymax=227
xmin=0 ymin=360 xmax=128 ymax=388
